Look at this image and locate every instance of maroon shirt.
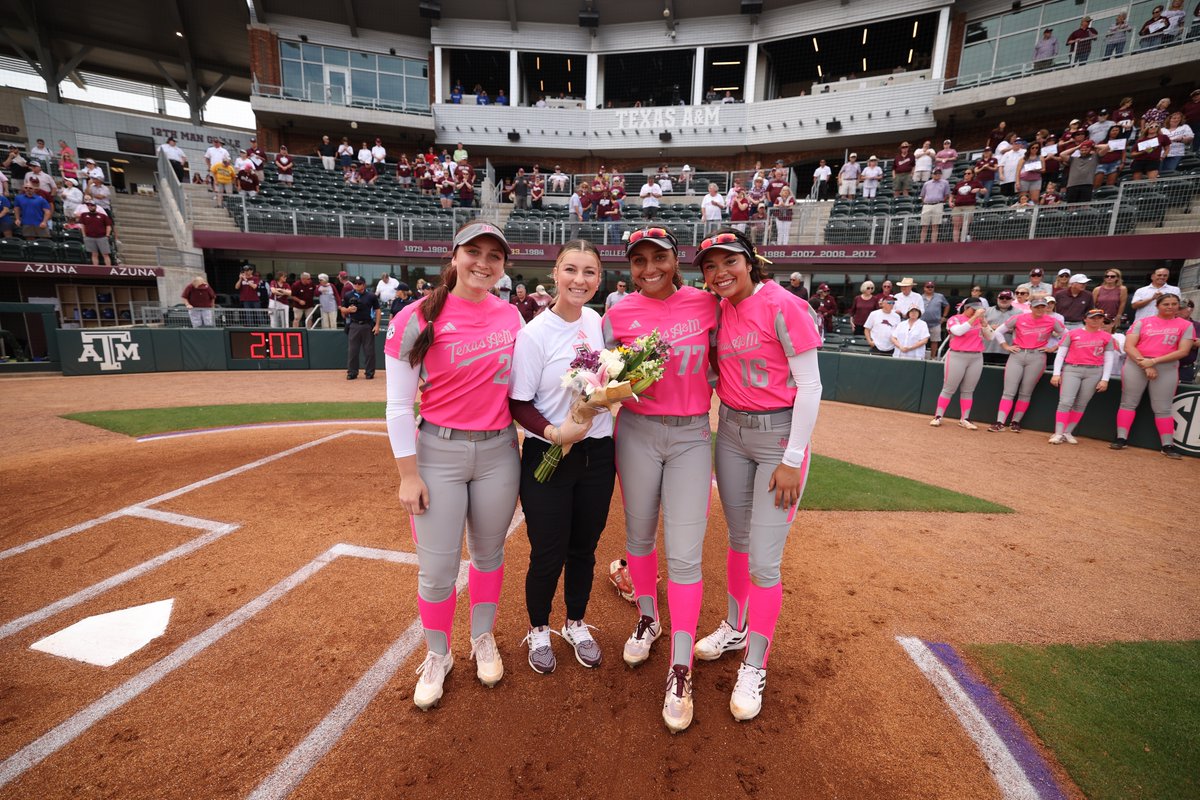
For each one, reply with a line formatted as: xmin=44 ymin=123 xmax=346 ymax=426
xmin=236 ymin=172 xmax=259 ymax=192
xmin=893 ymin=152 xmax=914 ymax=174
xmin=237 ymin=276 xmax=260 ymax=302
xmin=182 ymin=282 xmax=217 ymax=308
xmin=952 ymin=179 xmax=984 ymax=206
xmin=290 ymin=279 xmax=316 ymax=309
xmin=275 ymin=154 xmax=294 ymax=174
xmin=850 ymin=294 xmax=878 ymax=328
xmin=767 ymin=178 xmax=787 ymax=203
xmin=77 ymin=210 xmax=110 ymax=239
xmin=1053 ymin=287 xmax=1095 ymax=323
xmin=514 ymin=295 xmax=539 ymax=323
xmin=973 ymin=157 xmax=997 ymax=182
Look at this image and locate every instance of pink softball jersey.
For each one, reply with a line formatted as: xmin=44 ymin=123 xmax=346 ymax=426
xmin=947 ymin=314 xmax=987 ymax=352
xmin=1129 ymin=316 xmax=1195 ymax=359
xmin=385 ymin=292 xmax=523 ymax=430
xmin=1008 ymin=312 xmax=1063 ymax=349
xmin=715 ymin=280 xmax=823 ymax=411
xmin=602 ymin=285 xmax=719 ymax=416
xmin=1063 ymin=328 xmax=1113 ymax=366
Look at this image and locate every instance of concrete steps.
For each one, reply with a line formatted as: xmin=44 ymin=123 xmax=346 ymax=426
xmin=111 ymin=192 xmax=176 ymax=267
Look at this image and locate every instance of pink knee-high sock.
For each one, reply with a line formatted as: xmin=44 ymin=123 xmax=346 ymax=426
xmin=1013 ymin=399 xmax=1031 ymax=422
xmin=626 ymin=551 xmax=659 ymax=620
xmin=1055 ymin=411 xmax=1069 ymax=435
xmin=960 ymin=398 xmax=973 ymax=419
xmin=1155 ymin=416 xmax=1176 ymax=445
xmin=1065 ymin=410 xmax=1085 ymax=434
xmin=726 ymin=549 xmax=751 ymax=629
xmin=417 ymin=590 xmax=457 ymax=655
xmin=468 ymin=564 xmax=503 ymax=638
xmin=935 ymin=396 xmax=951 ymax=417
xmin=745 ymin=581 xmax=784 ymax=669
xmin=667 ymin=580 xmax=703 ymax=669
xmin=1115 ymin=408 xmax=1136 ymax=439
xmin=997 ymin=398 xmax=1014 ymax=424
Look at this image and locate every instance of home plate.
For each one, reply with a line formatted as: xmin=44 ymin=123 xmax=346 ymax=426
xmin=30 ymin=599 xmax=174 ymax=667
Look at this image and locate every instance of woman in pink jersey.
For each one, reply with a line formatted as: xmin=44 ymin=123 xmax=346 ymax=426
xmin=602 ymin=226 xmax=719 ymax=732
xmin=1049 ymin=308 xmax=1115 ymax=444
xmin=1113 ymin=293 xmax=1194 ymax=458
xmin=693 ymin=228 xmax=823 ymax=722
xmin=988 ymin=296 xmax=1065 ymax=432
xmin=384 ymin=221 xmax=524 ymax=709
xmin=930 ymin=297 xmax=995 ymax=429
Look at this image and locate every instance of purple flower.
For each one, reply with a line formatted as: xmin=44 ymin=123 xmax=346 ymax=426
xmin=569 ymin=348 xmax=601 ymax=371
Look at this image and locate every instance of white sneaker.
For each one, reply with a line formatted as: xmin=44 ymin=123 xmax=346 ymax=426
xmin=470 ymin=632 xmax=504 ymax=687
xmin=929 ymin=416 xmax=943 ymax=427
xmin=730 ymin=662 xmax=767 ymax=721
xmin=522 ymin=625 xmax=558 ymax=674
xmin=413 ymin=650 xmax=454 ymax=710
xmin=1063 ymin=433 xmax=1079 ymax=445
xmin=561 ymin=619 xmax=602 ymax=668
xmin=622 ymin=615 xmax=662 ymax=667
xmin=662 ymin=664 xmax=694 ymax=733
xmin=1048 ymin=433 xmax=1065 ymax=444
xmin=693 ymin=620 xmax=747 ymax=661
xmin=958 ymin=419 xmax=978 ymax=430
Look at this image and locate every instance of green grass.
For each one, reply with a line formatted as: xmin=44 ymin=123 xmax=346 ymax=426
xmin=967 ymin=641 xmax=1200 ymax=800
xmin=64 ymin=402 xmax=386 ymax=437
xmin=801 ymin=453 xmax=1010 ymax=513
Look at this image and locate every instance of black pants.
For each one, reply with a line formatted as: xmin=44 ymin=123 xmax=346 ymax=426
xmin=520 ymin=435 xmax=616 ymax=627
xmin=1000 ymin=182 xmax=1016 ymax=197
xmin=169 ymin=160 xmax=187 ymax=182
xmin=1065 ymin=184 xmax=1093 ymax=203
xmin=346 ymin=321 xmax=376 ymax=377
xmin=816 ymin=180 xmax=832 ymax=201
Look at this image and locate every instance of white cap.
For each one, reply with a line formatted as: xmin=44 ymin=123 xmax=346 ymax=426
xmin=1069 ymin=273 xmax=1090 ymax=284
xmin=849 ymin=153 xmax=857 ymax=158
xmin=1057 ymin=268 xmax=1071 ymax=275
xmin=682 ymin=164 xmax=692 ymax=171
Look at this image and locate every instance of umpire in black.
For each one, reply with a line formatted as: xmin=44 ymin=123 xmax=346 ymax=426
xmin=340 ymin=276 xmax=380 ymax=379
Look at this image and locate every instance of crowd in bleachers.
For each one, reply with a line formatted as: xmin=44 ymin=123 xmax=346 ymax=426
xmin=0 ymin=138 xmax=120 ymax=266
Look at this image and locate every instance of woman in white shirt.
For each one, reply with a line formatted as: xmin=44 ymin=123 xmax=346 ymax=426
xmin=1160 ymin=111 xmax=1194 ymax=172
xmin=891 ymin=307 xmax=930 ymax=359
xmin=268 ymin=272 xmax=292 ymax=328
xmin=913 ymin=140 xmax=935 ymax=182
xmin=773 ymin=186 xmax=796 ymax=245
xmin=700 ymin=183 xmax=726 ymax=235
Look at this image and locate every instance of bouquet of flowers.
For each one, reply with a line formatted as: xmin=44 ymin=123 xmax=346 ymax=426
xmin=535 ymin=330 xmax=671 ymax=482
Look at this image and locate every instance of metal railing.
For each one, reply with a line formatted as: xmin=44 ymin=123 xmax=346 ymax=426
xmin=154 ymin=247 xmax=204 ymax=268
xmin=212 ymin=192 xmax=482 ymax=240
xmin=140 ymin=305 xmax=394 ymax=329
xmin=252 ymin=80 xmax=432 ymax=116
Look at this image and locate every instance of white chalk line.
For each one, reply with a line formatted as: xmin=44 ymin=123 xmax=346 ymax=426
xmin=137 ymin=420 xmax=387 ymax=442
xmin=896 ymin=636 xmax=1041 ymax=800
xmin=248 ymin=507 xmax=525 ymax=800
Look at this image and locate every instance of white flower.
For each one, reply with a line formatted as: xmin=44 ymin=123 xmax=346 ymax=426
xmin=598 ymin=349 xmax=625 ymax=376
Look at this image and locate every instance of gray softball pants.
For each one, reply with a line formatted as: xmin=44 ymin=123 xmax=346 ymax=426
xmin=615 ymin=410 xmax=712 ymax=584
xmin=1056 ymin=364 xmax=1103 ymax=431
xmin=714 ymin=406 xmax=809 ymax=588
xmin=413 ymin=424 xmax=520 ymax=604
xmin=1002 ymin=349 xmax=1046 ymax=405
xmin=1119 ymin=359 xmax=1178 ymax=430
xmin=939 ymin=350 xmax=984 ymax=403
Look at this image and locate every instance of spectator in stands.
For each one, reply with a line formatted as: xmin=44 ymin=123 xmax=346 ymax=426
xmin=812 ymin=159 xmax=832 ymax=201
xmin=210 ymin=157 xmax=235 ymax=206
xmin=921 ymin=281 xmax=950 ymax=357
xmin=1103 ymin=13 xmax=1132 ymax=58
xmin=809 ymin=283 xmax=839 ymax=334
xmin=337 ymin=137 xmax=354 ymax=177
xmin=748 ymin=202 xmax=770 ymax=244
xmin=476 ymin=89 xmax=491 ymax=105
xmin=549 ymin=166 xmax=569 ymax=193
xmin=878 ymin=279 xmax=895 ymax=304
xmin=267 ymin=272 xmax=292 ymax=328
xmin=604 ymin=279 xmax=628 ymax=310
xmin=3 ymin=146 xmax=28 ymax=183
xmin=774 ymin=186 xmax=796 ymax=244
xmin=395 ymin=154 xmax=413 ymax=188
xmin=1033 ymin=27 xmax=1059 ymax=70
xmin=837 ymin=153 xmax=860 ymax=199
xmin=892 ymin=307 xmax=931 ymax=360
xmin=1131 ymin=122 xmax=1169 ymax=180
xmin=182 ymin=276 xmax=216 ymax=328
xmin=1059 ymin=139 xmax=1099 ymax=202
xmin=315 ymin=274 xmax=340 ymax=329
xmin=918 ymin=167 xmax=950 ymax=243
xmin=950 ymin=168 xmax=984 ymax=242
xmin=787 ymin=273 xmax=808 ymax=300
xmin=77 ymin=201 xmax=112 ymax=266
xmin=1164 ymin=0 xmax=1187 ymax=40
xmin=987 ymin=122 xmax=1008 ymax=152
xmin=864 ymin=296 xmax=900 ymax=355
xmin=850 ymin=281 xmax=878 ymax=334
xmin=893 ymin=142 xmax=914 ymax=197
xmin=509 ymin=284 xmax=534 ymax=322
xmin=236 ymin=164 xmax=260 ymax=197
xmin=972 ymin=147 xmax=998 ymax=197
xmin=512 ymin=169 xmax=530 ymax=209
xmin=729 ymin=185 xmax=751 ymax=232
xmin=452 ymin=143 xmax=468 ymax=162
xmin=1016 ymin=141 xmax=1045 ymax=202
xmin=371 ymin=138 xmax=387 ymax=167
xmin=913 ymin=140 xmax=935 ymax=184
xmin=699 ymin=182 xmax=726 ymax=234
xmin=290 ymin=272 xmax=316 ymax=327
xmin=158 ymin=136 xmax=187 ymax=182
xmin=274 ymin=146 xmax=295 ymax=188
xmin=1130 ymin=267 xmax=1181 ymax=321
xmin=84 ymin=175 xmax=112 ymax=218
xmin=747 ymin=174 xmax=767 ymax=205
xmin=1040 ymin=181 xmax=1063 ymax=205
xmin=13 ymin=183 xmax=49 ymax=239
xmin=1092 ymin=268 xmax=1127 ymax=330
xmin=1052 ymin=268 xmax=1071 ymax=295
xmin=203 ymin=139 xmax=229 ymax=174
xmin=437 ymin=171 xmax=454 ymax=207
xmin=0 ymin=191 xmax=13 ymax=237
xmin=1142 ymin=97 xmax=1172 ymax=128
xmin=23 ymin=161 xmax=54 ymax=202
xmin=235 ymin=266 xmax=261 ymax=311
xmin=1161 ymin=111 xmax=1194 ymax=171
xmin=457 ymin=168 xmax=475 ymax=207
xmin=722 ymin=91 xmax=735 ymax=104
xmin=247 ymin=138 xmax=266 ymax=183
xmin=935 ymin=140 xmax=958 ymax=173
xmin=1088 ymin=109 xmax=1115 ymax=143
xmin=568 ymin=184 xmax=588 ymax=237
xmin=233 ymin=148 xmax=252 ymax=175
xmin=450 ymin=80 xmax=463 ymax=103
xmin=315 ymin=135 xmax=337 ymax=171
xmin=389 ymin=282 xmax=414 ymax=317
xmin=893 ymin=278 xmax=925 ymax=317
xmin=1055 ymin=274 xmax=1096 ymax=328
xmin=1095 ymin=126 xmax=1127 ymax=186
xmin=1067 ymin=17 xmax=1099 ymax=63
xmin=639 ymin=174 xmax=662 ymax=219
xmin=28 ymin=139 xmax=51 ymax=162
xmin=860 ymin=156 xmax=883 ymax=199
xmin=1018 ymin=267 xmax=1052 ymax=299
xmin=1185 ymin=89 xmax=1200 ymax=153
xmin=493 ymin=89 xmax=508 ymax=105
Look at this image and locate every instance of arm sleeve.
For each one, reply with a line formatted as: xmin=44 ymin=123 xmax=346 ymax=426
xmin=1101 ymin=347 xmax=1115 ymax=382
xmin=782 ymin=348 xmax=821 ymax=468
xmin=1053 ymin=336 xmax=1070 ymax=375
xmin=947 ymin=319 xmax=973 ymax=336
xmin=509 ymin=398 xmax=552 ymax=437
xmin=385 ymin=354 xmax=420 ymax=458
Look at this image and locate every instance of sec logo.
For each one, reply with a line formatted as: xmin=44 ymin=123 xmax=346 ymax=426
xmin=1172 ymin=389 xmax=1200 ymax=456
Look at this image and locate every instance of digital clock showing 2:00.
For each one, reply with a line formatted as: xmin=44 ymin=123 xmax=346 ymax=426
xmin=229 ymin=330 xmax=306 ymax=360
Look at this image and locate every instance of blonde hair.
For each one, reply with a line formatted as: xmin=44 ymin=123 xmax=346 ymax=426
xmin=861 ymin=280 xmax=875 ymax=293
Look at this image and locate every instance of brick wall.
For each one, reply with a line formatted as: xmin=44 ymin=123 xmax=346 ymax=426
xmin=945 ymin=13 xmax=966 ymax=83
xmin=248 ymin=24 xmax=281 ymax=151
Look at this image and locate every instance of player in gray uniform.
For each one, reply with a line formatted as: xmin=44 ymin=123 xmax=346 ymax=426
xmin=1049 ymin=308 xmax=1115 ymax=444
xmin=988 ymin=296 xmax=1064 ymax=432
xmin=601 ymin=226 xmax=719 ymax=733
xmin=692 ymin=228 xmax=823 ymax=722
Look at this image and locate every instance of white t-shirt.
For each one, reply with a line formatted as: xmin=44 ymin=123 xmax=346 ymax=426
xmin=998 ymin=149 xmax=1024 ymax=183
xmin=914 ymin=148 xmax=935 ymax=172
xmin=371 ymin=145 xmax=387 ymax=163
xmin=892 ymin=291 xmax=925 ymax=317
xmin=892 ymin=319 xmax=930 ymax=358
xmin=861 ymin=165 xmax=883 ymax=186
xmin=639 ymin=182 xmax=662 ymax=208
xmin=864 ymin=309 xmax=901 ymax=351
xmin=160 ymin=143 xmax=186 ymax=163
xmin=813 ymin=165 xmax=831 ymax=182
xmin=701 ymin=193 xmax=725 ymax=220
xmin=204 ymin=146 xmax=230 ymax=165
xmin=357 ymin=148 xmax=372 ymax=164
xmin=1130 ymin=283 xmax=1182 ymax=321
xmin=495 ymin=273 xmax=513 ymax=302
xmin=375 ymin=276 xmax=399 ymax=305
xmin=508 ymin=307 xmax=614 ymax=443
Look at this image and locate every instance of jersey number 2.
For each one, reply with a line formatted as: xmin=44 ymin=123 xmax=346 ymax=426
xmin=493 ymin=353 xmax=512 ymax=384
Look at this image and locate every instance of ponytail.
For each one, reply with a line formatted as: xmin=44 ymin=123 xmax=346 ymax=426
xmin=407 ymin=261 xmax=459 ymax=367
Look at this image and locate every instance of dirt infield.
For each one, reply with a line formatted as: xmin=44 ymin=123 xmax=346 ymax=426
xmin=0 ymin=372 xmax=1196 ymax=798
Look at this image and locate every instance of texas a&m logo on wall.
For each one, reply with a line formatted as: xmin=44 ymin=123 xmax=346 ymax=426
xmin=78 ymin=331 xmax=142 ymax=372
